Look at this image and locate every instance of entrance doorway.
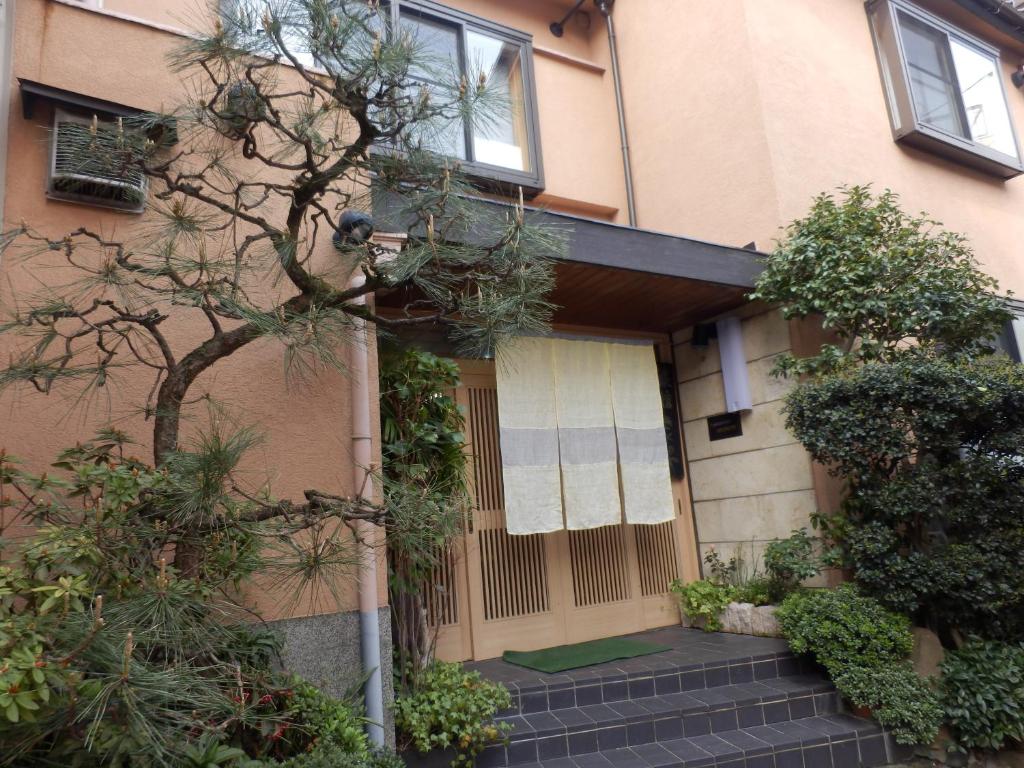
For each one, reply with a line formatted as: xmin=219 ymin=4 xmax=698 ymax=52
xmin=433 ymin=359 xmax=699 ymax=662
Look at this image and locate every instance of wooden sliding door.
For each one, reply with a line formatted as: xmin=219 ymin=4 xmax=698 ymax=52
xmin=435 ymin=359 xmax=693 ymax=662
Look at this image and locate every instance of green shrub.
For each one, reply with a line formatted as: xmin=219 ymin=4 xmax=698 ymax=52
xmin=776 ymin=586 xmax=940 ymax=746
xmin=394 ymin=661 xmax=511 ymax=766
xmin=833 ymin=663 xmax=942 ymax=746
xmin=941 ymin=640 xmax=1024 ymax=751
xmin=776 ymin=585 xmax=912 ymax=670
xmin=284 ymin=679 xmax=368 ymax=757
xmin=276 ymin=745 xmax=405 ymax=768
xmin=733 ymin=578 xmax=773 ymax=607
xmin=750 ymin=186 xmax=1009 ymax=377
xmin=670 ymin=579 xmax=736 ymax=631
xmin=785 ymin=356 xmax=1024 ymax=638
xmin=764 ymin=528 xmax=820 ymax=601
xmin=703 ymin=549 xmax=741 ymax=586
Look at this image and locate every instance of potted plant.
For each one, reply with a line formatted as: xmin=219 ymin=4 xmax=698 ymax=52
xmin=395 ymin=661 xmax=512 ymax=768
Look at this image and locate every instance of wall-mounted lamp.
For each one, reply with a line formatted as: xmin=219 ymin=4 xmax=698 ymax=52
xmin=691 ymin=323 xmax=718 ymax=348
xmin=1013 ymin=65 xmax=1024 ymax=89
xmin=549 ymin=0 xmax=587 ymax=37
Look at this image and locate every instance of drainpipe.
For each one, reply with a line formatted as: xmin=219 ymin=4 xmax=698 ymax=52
xmin=595 ymin=0 xmax=637 ymax=227
xmin=350 ymin=275 xmax=386 ymax=747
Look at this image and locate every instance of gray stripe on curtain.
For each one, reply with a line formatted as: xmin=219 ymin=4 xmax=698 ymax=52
xmin=616 ymin=427 xmax=670 ymax=464
xmin=498 ymin=427 xmax=560 ymax=466
xmin=557 ymin=426 xmax=618 ymax=465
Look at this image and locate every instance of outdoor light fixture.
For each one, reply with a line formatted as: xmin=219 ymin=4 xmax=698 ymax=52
xmin=549 ymin=0 xmax=586 ymax=36
xmin=691 ymin=323 xmax=718 ymax=348
xmin=1014 ymin=65 xmax=1024 ymax=89
xmin=333 ymin=210 xmax=375 ymax=247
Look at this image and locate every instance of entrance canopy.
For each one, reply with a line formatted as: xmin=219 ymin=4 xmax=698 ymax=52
xmin=372 ymin=192 xmax=764 ymax=334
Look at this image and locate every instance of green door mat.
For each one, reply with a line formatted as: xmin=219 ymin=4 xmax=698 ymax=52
xmin=502 ymin=637 xmax=672 ymax=674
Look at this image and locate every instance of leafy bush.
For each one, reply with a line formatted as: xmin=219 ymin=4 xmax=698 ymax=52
xmin=785 ymin=356 xmax=1024 ymax=638
xmin=776 ymin=586 xmax=940 ymax=745
xmin=0 ymin=431 xmax=379 ymax=766
xmin=764 ymin=528 xmax=820 ymax=601
xmin=776 ymin=585 xmax=912 ymax=670
xmin=733 ymin=578 xmax=773 ymax=607
xmin=276 ymin=745 xmax=405 ymax=768
xmin=941 ymin=640 xmax=1024 ymax=751
xmin=394 ymin=661 xmax=511 ymax=765
xmin=833 ymin=663 xmax=942 ymax=746
xmin=667 ymin=581 xmax=741 ymax=634
xmin=750 ymin=185 xmax=1008 ymax=376
xmin=670 ymin=579 xmax=736 ymax=631
xmin=282 ymin=679 xmax=368 ymax=758
xmin=380 ymin=347 xmax=470 ymax=688
xmin=703 ymin=548 xmax=742 ymax=586
xmin=181 ymin=734 xmax=251 ymax=767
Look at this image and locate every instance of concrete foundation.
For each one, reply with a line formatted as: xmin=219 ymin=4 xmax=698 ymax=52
xmin=272 ymin=606 xmax=396 ymax=745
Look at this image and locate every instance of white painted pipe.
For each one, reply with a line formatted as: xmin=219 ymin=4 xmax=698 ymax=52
xmin=350 ymin=275 xmax=386 ymax=747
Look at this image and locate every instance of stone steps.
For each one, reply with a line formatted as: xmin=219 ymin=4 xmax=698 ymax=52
xmin=475 ymin=639 xmax=906 ymax=768
xmin=497 ymin=647 xmax=810 ymax=717
xmin=499 ymin=713 xmax=891 ymax=768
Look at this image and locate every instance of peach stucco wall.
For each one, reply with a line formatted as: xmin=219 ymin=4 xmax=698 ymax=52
xmin=615 ymin=0 xmax=1024 ymax=296
xmin=0 ymin=0 xmax=384 ymax=619
xmin=7 ymin=0 xmax=1024 ymax=601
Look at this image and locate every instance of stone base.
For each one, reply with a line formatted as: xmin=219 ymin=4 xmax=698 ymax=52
xmin=270 ymin=606 xmax=395 ymax=745
xmin=681 ymin=601 xmax=782 ymax=637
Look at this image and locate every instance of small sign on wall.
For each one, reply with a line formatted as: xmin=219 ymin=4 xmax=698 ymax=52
xmin=707 ymin=412 xmax=743 ymax=441
xmin=657 ymin=363 xmax=686 ymax=480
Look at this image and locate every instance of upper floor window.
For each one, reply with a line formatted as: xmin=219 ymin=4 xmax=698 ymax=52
xmin=224 ymin=0 xmax=543 ymax=194
xmin=393 ymin=1 xmax=543 ymax=192
xmin=868 ymin=0 xmax=1023 ymax=178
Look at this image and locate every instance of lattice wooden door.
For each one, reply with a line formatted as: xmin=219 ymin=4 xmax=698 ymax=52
xmin=437 ymin=359 xmax=693 ymax=662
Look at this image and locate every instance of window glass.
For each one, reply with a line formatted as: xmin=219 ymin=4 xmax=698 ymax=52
xmin=406 ymin=81 xmax=468 ymax=160
xmin=949 ymin=40 xmax=1019 ymax=159
xmin=467 ymin=31 xmax=530 ymax=172
xmin=1012 ymin=317 xmax=1024 ymax=361
xmin=401 ymin=14 xmax=459 ymax=83
xmin=899 ymin=13 xmax=968 ymax=138
xmin=400 ymin=15 xmax=466 ymax=160
xmin=397 ymin=6 xmax=535 ymax=177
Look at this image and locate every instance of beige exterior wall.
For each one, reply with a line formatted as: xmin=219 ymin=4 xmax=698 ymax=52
xmin=672 ymin=308 xmax=818 ymax=572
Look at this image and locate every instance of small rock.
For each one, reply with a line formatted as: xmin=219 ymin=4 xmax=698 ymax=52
xmin=912 ymin=627 xmax=945 ymax=679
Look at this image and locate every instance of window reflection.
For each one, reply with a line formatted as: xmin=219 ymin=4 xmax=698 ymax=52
xmin=467 ymin=31 xmax=530 ymax=172
xmin=950 ymin=40 xmax=1018 ymax=158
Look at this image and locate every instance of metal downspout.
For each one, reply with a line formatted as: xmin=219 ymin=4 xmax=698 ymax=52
xmin=351 ymin=277 xmax=385 ymax=747
xmin=596 ymin=0 xmax=638 ymax=227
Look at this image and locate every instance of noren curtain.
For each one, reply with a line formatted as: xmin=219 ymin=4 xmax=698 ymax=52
xmin=495 ymin=337 xmax=676 ymax=534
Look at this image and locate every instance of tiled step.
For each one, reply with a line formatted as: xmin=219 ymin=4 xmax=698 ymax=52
xmin=485 ymin=676 xmax=839 ymax=768
xmin=490 ymin=714 xmax=897 ymax=768
xmin=498 ymin=649 xmax=813 ymax=717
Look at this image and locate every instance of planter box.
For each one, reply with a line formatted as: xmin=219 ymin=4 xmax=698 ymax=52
xmin=681 ymin=601 xmax=782 ymax=637
xmin=401 ymin=747 xmax=458 ymax=768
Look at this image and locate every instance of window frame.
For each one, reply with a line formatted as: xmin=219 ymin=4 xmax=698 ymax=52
xmin=868 ymin=0 xmax=1024 ymax=179
xmin=994 ymin=298 xmax=1024 ymax=362
xmin=391 ymin=0 xmax=545 ymax=195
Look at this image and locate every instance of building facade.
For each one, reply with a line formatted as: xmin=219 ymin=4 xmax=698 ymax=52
xmin=3 ymin=0 xmax=1024 ymax=715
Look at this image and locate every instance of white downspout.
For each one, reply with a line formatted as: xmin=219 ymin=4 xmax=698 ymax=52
xmin=350 ymin=274 xmax=385 ymax=747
